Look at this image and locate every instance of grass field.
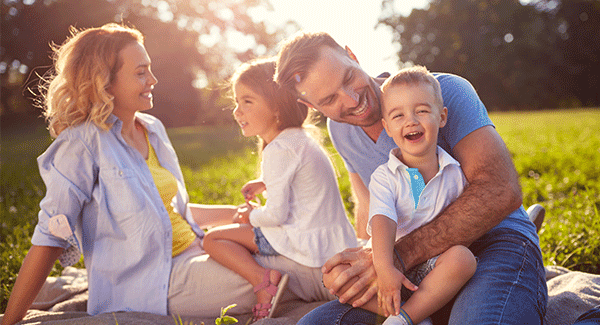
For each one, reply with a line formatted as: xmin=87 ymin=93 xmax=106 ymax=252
xmin=1 ymin=108 xmax=599 ymax=313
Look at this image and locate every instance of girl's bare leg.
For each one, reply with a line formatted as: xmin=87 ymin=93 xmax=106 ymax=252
xmin=203 ymin=224 xmax=281 ymax=305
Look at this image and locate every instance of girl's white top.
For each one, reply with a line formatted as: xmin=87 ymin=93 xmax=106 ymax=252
xmin=249 ymin=127 xmax=358 ymax=267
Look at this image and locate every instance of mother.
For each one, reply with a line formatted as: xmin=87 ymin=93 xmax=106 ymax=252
xmin=1 ymin=23 xmax=331 ymax=325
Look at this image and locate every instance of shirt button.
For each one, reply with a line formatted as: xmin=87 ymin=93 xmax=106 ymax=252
xmin=414 ymin=175 xmax=419 ymax=180
xmin=118 ymin=170 xmax=123 ymax=176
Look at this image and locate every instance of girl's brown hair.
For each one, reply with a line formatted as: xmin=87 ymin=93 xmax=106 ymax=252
xmin=231 ymin=57 xmax=319 ymax=149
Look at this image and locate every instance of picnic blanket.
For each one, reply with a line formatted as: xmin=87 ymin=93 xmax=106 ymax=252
xmin=2 ymin=266 xmax=599 ymax=325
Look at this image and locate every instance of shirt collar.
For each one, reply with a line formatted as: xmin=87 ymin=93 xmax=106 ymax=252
xmin=386 ymin=146 xmax=460 ymax=175
xmin=108 ymin=113 xmax=157 ymax=135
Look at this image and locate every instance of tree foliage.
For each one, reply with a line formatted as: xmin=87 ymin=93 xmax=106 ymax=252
xmin=1 ymin=0 xmax=287 ymax=126
xmin=378 ymin=0 xmax=600 ymax=110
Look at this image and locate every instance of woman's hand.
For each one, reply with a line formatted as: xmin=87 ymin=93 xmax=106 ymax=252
xmin=240 ymin=180 xmax=266 ymax=203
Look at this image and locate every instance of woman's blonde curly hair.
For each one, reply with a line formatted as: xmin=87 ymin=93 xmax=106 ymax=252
xmin=38 ymin=23 xmax=144 ymax=137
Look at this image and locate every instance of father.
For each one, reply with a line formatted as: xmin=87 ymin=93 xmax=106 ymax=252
xmin=274 ymin=31 xmax=548 ymax=324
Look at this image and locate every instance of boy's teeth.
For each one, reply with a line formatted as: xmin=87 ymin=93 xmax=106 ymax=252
xmin=405 ymin=132 xmax=423 ymax=140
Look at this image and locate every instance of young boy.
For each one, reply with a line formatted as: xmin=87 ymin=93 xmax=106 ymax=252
xmin=368 ymin=66 xmax=477 ymax=325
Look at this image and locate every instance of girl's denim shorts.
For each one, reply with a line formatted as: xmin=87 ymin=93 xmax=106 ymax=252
xmin=253 ymin=227 xmax=280 ymax=256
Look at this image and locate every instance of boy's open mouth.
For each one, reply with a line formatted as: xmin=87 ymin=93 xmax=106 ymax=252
xmin=405 ymin=131 xmax=423 ymax=141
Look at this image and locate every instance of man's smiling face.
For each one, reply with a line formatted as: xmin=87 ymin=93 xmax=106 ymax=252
xmin=295 ymin=46 xmax=382 ymax=127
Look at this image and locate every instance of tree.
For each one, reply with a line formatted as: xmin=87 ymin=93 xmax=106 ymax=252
xmin=551 ymin=0 xmax=600 ymax=107
xmin=378 ymin=0 xmax=599 ymax=110
xmin=1 ymin=0 xmax=286 ymax=126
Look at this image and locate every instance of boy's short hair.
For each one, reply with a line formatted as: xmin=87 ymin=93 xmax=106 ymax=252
xmin=380 ymin=66 xmax=443 ymax=113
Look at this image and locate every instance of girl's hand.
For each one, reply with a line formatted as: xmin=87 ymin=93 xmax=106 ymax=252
xmin=377 ymin=267 xmax=417 ymax=317
xmin=232 ymin=203 xmax=253 ymax=224
xmin=240 ymin=180 xmax=266 ymax=203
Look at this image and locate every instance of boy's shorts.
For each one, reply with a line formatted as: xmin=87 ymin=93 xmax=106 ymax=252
xmin=401 ymin=255 xmax=439 ymax=301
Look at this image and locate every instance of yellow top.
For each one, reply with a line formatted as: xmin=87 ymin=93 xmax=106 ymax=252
xmin=145 ymin=132 xmax=196 ymax=256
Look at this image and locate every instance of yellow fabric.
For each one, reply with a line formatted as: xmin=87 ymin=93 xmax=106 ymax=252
xmin=145 ymin=132 xmax=196 ymax=257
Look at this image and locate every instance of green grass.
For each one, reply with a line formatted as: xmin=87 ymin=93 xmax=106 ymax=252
xmin=491 ymin=109 xmax=600 ymax=272
xmin=1 ymin=109 xmax=599 ymax=314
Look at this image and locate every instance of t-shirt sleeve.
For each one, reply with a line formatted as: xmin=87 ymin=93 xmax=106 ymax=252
xmin=436 ymin=73 xmax=494 ymax=151
xmin=327 ymin=119 xmax=357 ymax=174
xmin=367 ymin=166 xmax=398 ymax=236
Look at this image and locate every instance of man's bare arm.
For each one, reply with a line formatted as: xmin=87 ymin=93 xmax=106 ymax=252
xmin=349 ymin=172 xmax=370 ymax=240
xmin=394 ymin=126 xmax=523 ymax=270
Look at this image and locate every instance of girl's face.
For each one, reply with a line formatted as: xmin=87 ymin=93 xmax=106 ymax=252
xmin=233 ymin=82 xmax=280 ymax=144
xmin=107 ymin=42 xmax=158 ymax=119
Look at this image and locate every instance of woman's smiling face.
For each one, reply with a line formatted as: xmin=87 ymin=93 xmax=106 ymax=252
xmin=108 ymin=42 xmax=158 ymax=117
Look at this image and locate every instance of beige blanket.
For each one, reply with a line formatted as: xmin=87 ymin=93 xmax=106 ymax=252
xmin=2 ymin=266 xmax=599 ymax=325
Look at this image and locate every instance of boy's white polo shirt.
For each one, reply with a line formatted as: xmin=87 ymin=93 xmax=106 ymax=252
xmin=367 ymin=146 xmax=468 ymax=240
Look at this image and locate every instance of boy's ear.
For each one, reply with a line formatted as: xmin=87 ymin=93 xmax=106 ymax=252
xmin=345 ymin=46 xmax=359 ymax=64
xmin=382 ymin=117 xmax=392 ymax=137
xmin=439 ymin=107 xmax=448 ymax=128
xmin=298 ymin=98 xmax=315 ymax=110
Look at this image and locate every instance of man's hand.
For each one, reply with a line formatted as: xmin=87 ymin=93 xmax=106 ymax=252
xmin=322 ymin=246 xmax=379 ymax=307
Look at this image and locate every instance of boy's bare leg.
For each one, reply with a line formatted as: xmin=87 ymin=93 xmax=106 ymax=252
xmin=324 ymin=245 xmax=476 ymax=323
xmin=402 ymin=245 xmax=476 ymax=323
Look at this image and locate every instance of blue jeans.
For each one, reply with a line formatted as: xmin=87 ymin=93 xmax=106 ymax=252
xmin=298 ymin=228 xmax=548 ymax=325
xmin=572 ymin=305 xmax=600 ymax=325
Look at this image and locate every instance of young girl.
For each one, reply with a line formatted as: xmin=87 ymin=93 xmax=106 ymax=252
xmin=203 ymin=58 xmax=357 ymax=322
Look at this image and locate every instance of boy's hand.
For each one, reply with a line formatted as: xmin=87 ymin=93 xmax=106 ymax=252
xmin=377 ymin=267 xmax=418 ymax=317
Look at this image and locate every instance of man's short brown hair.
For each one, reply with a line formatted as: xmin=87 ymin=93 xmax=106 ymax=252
xmin=275 ymin=31 xmax=346 ymax=95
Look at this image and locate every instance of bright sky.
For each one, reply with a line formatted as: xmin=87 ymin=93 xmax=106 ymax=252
xmin=252 ymin=0 xmax=431 ymax=76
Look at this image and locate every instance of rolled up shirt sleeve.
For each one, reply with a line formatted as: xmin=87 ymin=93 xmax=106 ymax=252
xmin=32 ymin=131 xmax=95 ymax=252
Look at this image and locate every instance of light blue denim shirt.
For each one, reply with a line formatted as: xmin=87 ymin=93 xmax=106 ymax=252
xmin=31 ymin=112 xmax=202 ymax=316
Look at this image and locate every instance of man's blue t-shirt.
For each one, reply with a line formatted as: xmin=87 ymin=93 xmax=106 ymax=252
xmin=328 ymin=72 xmax=539 ymax=246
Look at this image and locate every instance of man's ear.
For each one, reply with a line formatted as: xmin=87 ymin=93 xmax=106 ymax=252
xmin=298 ymin=98 xmax=314 ymax=110
xmin=345 ymin=46 xmax=359 ymax=64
